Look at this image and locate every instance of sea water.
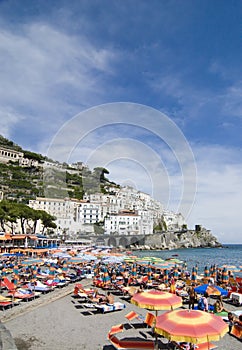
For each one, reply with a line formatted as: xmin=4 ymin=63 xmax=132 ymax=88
xmin=134 ymin=244 xmax=242 ymax=277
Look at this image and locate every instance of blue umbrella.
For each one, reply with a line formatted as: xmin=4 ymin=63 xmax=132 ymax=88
xmin=194 ymin=284 xmax=228 ymax=297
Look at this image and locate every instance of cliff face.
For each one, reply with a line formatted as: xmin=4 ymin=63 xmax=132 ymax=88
xmin=140 ymin=228 xmax=222 ymax=250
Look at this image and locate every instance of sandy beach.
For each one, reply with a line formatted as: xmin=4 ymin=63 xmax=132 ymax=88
xmin=0 ymin=279 xmax=241 ymax=350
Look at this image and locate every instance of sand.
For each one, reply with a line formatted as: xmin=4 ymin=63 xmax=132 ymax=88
xmin=1 ymin=280 xmax=242 ymax=350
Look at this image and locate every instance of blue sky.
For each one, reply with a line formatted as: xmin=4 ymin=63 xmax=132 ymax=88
xmin=0 ymin=0 xmax=242 ymax=243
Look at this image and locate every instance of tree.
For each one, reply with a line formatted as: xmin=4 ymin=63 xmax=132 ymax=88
xmin=38 ymin=210 xmax=57 ymax=234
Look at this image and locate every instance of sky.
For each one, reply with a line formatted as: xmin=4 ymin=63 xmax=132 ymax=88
xmin=0 ymin=0 xmax=242 ymax=243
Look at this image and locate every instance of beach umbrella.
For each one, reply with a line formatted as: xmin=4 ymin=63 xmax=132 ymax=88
xmin=163 ymin=269 xmax=169 ymax=284
xmin=173 ymin=265 xmax=178 ymax=280
xmin=131 ymin=289 xmax=183 ymax=317
xmin=222 ymin=265 xmax=240 ymax=273
xmin=67 ymin=257 xmax=85 ymax=264
xmin=154 ymin=309 xmax=229 ymax=348
xmin=13 ymin=263 xmax=19 ymax=275
xmin=22 ymin=258 xmax=44 ymax=266
xmin=102 ymin=266 xmax=111 ymax=287
xmin=48 ymin=264 xmax=56 ymax=280
xmin=1 ymin=265 xmax=7 ymax=277
xmin=222 ymin=267 xmax=228 ymax=284
xmin=204 ymin=266 xmax=210 ymax=279
xmin=210 ymin=264 xmax=216 ymax=279
xmin=131 ymin=263 xmax=137 ymax=279
xmin=62 ymin=260 xmax=68 ymax=276
xmin=194 ymin=284 xmax=228 ymax=297
xmin=147 ymin=263 xmax=152 ymax=284
xmin=191 ymin=267 xmax=197 ymax=282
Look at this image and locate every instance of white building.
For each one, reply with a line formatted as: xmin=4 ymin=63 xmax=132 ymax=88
xmin=0 ymin=147 xmax=24 ymax=164
xmin=104 ymin=210 xmax=140 ymax=235
xmin=162 ymin=210 xmax=186 ymax=230
xmin=28 ymin=197 xmax=102 ymax=235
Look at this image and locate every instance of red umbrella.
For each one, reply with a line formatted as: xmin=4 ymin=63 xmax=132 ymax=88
xmin=131 ymin=289 xmax=182 ymax=316
xmin=154 ymin=309 xmax=228 ymax=348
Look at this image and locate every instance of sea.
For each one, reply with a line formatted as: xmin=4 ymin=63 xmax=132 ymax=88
xmin=133 ymin=244 xmax=242 ymax=277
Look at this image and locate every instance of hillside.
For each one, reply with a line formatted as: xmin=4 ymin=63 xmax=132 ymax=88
xmin=0 ymin=136 xmax=119 ymax=203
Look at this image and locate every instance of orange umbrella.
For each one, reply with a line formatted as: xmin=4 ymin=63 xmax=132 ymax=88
xmin=154 ymin=309 xmax=228 ymax=348
xmin=131 ymin=289 xmax=182 ymax=316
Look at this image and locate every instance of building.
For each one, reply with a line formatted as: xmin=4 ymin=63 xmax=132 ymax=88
xmin=28 ymin=197 xmax=101 ymax=236
xmin=104 ymin=210 xmax=140 ymax=235
xmin=0 ymin=147 xmax=24 ymax=164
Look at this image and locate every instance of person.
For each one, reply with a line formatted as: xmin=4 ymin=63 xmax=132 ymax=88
xmin=187 ymin=285 xmax=197 ymax=310
xmin=228 ymin=312 xmax=236 ymax=334
xmin=197 ymin=292 xmax=208 ymax=312
xmin=213 ymin=295 xmax=228 ymax=313
xmin=105 ymin=291 xmax=114 ymax=305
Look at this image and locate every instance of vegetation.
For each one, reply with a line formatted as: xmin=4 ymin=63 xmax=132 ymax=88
xmin=0 ymin=135 xmax=119 ymax=202
xmin=0 ymin=200 xmax=56 ymax=234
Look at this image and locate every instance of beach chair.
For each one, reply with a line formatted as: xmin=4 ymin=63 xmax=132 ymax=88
xmin=172 ymin=342 xmax=217 ymax=350
xmin=94 ymin=301 xmax=126 ymax=313
xmin=125 ymin=311 xmax=145 ymax=328
xmin=27 ymin=281 xmax=52 ymax=293
xmin=109 ymin=324 xmax=124 ymax=335
xmin=231 ymin=323 xmax=242 ymax=339
xmin=108 ymin=333 xmax=156 ymax=349
xmin=144 ymin=312 xmax=156 ymax=328
xmin=3 ymin=278 xmax=36 ymax=301
xmin=0 ymin=295 xmax=14 ymax=310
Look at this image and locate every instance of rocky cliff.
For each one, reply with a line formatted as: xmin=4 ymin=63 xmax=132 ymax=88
xmin=135 ymin=227 xmax=222 ymax=250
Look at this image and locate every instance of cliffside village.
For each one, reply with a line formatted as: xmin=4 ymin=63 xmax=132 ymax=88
xmin=0 ymin=145 xmax=186 ymax=239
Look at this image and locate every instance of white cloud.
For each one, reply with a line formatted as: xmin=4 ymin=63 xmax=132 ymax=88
xmin=187 ymin=144 xmax=242 ymax=243
xmin=0 ymin=22 xmax=117 ymax=149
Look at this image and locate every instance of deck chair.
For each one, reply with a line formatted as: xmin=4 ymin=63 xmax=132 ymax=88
xmin=109 ymin=324 xmax=124 ymax=335
xmin=108 ymin=333 xmax=155 ymax=350
xmin=125 ymin=311 xmax=144 ymax=325
xmin=231 ymin=324 xmax=242 ymax=339
xmin=144 ymin=312 xmax=156 ymax=328
xmin=172 ymin=342 xmax=217 ymax=350
xmin=2 ymin=277 xmax=15 ymax=292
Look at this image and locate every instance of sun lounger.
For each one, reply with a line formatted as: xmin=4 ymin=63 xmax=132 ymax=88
xmin=109 ymin=324 xmax=124 ymax=335
xmin=172 ymin=342 xmax=217 ymax=350
xmin=125 ymin=311 xmax=145 ymax=326
xmin=108 ymin=333 xmax=155 ymax=349
xmin=95 ymin=301 xmax=126 ymax=313
xmin=27 ymin=281 xmax=52 ymax=293
xmin=0 ymin=301 xmax=13 ymax=310
xmin=231 ymin=323 xmax=242 ymax=339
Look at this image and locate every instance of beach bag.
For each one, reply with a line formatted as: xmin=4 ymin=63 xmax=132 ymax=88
xmin=198 ymin=297 xmax=205 ymax=310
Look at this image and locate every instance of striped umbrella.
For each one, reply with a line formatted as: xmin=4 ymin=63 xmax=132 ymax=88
xmin=1 ymin=265 xmax=7 ymax=277
xmin=131 ymin=289 xmax=183 ymax=316
xmin=62 ymin=261 xmax=68 ymax=276
xmin=210 ymin=264 xmax=216 ymax=279
xmin=191 ymin=267 xmax=197 ymax=282
xmin=102 ymin=267 xmax=111 ymax=287
xmin=204 ymin=266 xmax=210 ymax=279
xmin=222 ymin=267 xmax=228 ymax=284
xmin=155 ymin=309 xmax=229 ymax=346
xmin=31 ymin=265 xmax=37 ymax=282
xmin=13 ymin=264 xmax=19 ymax=275
xmin=163 ymin=269 xmax=169 ymax=284
xmin=147 ymin=263 xmax=152 ymax=284
xmin=173 ymin=265 xmax=178 ymax=280
xmin=131 ymin=263 xmax=137 ymax=279
xmin=49 ymin=264 xmax=56 ymax=280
